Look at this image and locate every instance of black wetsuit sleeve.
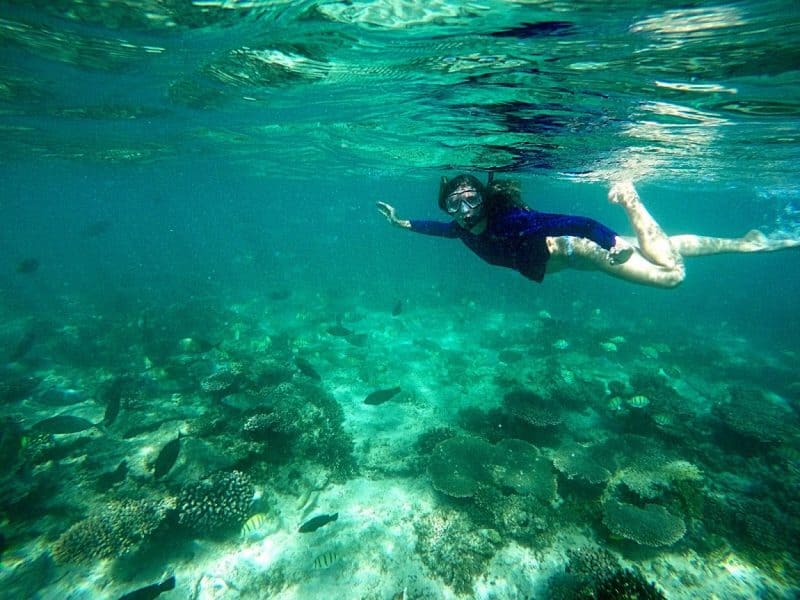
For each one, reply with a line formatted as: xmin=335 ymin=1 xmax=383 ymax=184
xmin=408 ymin=220 xmax=461 ymax=238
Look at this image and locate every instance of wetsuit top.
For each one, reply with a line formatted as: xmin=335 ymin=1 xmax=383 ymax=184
xmin=409 ymin=207 xmax=618 ymax=282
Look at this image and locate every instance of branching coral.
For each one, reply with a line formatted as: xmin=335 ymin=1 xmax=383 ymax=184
xmin=52 ymin=498 xmax=173 ymax=564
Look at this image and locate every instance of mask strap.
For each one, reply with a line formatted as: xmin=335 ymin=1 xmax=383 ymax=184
xmin=438 ymin=176 xmax=449 ymax=205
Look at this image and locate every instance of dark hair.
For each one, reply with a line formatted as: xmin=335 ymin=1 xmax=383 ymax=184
xmin=438 ymin=173 xmax=529 ymax=214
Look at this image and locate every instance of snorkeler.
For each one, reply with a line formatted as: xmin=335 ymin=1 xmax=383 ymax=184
xmin=377 ymin=175 xmax=800 ymax=289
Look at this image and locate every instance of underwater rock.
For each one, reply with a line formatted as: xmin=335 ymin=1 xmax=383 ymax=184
xmin=0 ymin=374 xmax=40 ymax=404
xmin=602 ymin=501 xmax=686 ymax=547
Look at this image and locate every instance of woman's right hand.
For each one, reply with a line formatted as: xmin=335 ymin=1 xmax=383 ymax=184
xmin=376 ymin=202 xmax=411 ymax=228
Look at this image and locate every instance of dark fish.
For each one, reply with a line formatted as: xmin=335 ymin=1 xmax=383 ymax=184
xmin=345 ymin=333 xmax=368 ymax=347
xmin=364 ymin=387 xmax=402 ymax=406
xmin=30 ymin=415 xmax=96 ymax=434
xmin=326 ymin=324 xmax=353 ymax=337
xmin=83 ymin=219 xmax=112 ymax=237
xmin=102 ymin=379 xmax=124 ymax=427
xmin=118 ymin=575 xmax=175 ymax=600
xmin=96 ymin=460 xmax=128 ymax=492
xmin=295 ymin=357 xmax=321 ymax=381
xmin=268 ymin=290 xmax=291 ymax=301
xmin=0 ymin=532 xmax=6 ymax=561
xmin=153 ymin=434 xmax=181 ymax=479
xmin=16 ymin=258 xmax=39 ymax=274
xmin=9 ymin=330 xmax=36 ymax=362
xmin=490 ymin=20 xmax=575 ymax=39
xmin=298 ymin=512 xmax=338 ymax=533
xmin=178 ymin=337 xmax=220 ymax=354
xmin=391 ymin=300 xmax=403 ymax=316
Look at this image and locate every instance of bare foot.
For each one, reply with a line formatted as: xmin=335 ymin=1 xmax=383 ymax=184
xmin=608 ymin=238 xmax=634 ymax=265
xmin=608 ymin=180 xmax=639 ymax=208
xmin=744 ymin=229 xmax=800 ymax=251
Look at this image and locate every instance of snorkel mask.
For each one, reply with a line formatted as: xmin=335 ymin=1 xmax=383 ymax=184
xmin=438 ymin=174 xmax=488 ymax=229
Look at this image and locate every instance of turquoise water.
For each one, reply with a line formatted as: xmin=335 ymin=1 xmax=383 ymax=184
xmin=1 ymin=2 xmax=799 ymax=598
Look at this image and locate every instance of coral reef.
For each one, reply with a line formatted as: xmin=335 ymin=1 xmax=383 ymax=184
xmin=242 ymin=381 xmax=355 ymax=476
xmin=553 ymin=445 xmax=612 ymax=486
xmin=52 ymin=498 xmax=173 ymax=564
xmin=428 ymin=437 xmax=555 ymax=502
xmin=414 ymin=509 xmax=502 ymax=595
xmin=503 ymin=388 xmax=563 ymax=427
xmin=712 ymin=385 xmax=795 ymax=445
xmin=602 ymin=501 xmax=686 ymax=547
xmin=176 ymin=470 xmax=253 ymax=534
xmin=549 ymin=546 xmax=666 ymax=600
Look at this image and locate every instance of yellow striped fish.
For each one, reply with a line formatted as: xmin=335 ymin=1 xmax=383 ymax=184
xmin=240 ymin=513 xmax=270 ymax=540
xmin=312 ymin=550 xmax=338 ymax=569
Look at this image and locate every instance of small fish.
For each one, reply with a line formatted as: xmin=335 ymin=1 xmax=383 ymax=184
xmin=268 ymin=290 xmax=291 ymax=301
xmin=178 ymin=337 xmax=220 ymax=354
xmin=153 ymin=433 xmax=181 ymax=479
xmin=295 ymin=357 xmax=321 ymax=381
xmin=118 ymin=575 xmax=175 ymax=600
xmin=364 ymin=387 xmax=401 ymax=406
xmin=391 ymin=300 xmax=403 ymax=316
xmin=102 ymin=378 xmax=124 ymax=427
xmin=345 ymin=333 xmax=368 ymax=347
xmin=16 ymin=258 xmax=39 ymax=274
xmin=312 ymin=550 xmax=338 ymax=569
xmin=299 ymin=512 xmax=338 ymax=533
xmin=240 ymin=512 xmax=270 ymax=539
xmin=30 ymin=415 xmax=96 ymax=434
xmin=627 ymin=395 xmax=650 ymax=409
xmin=96 ymin=460 xmax=128 ymax=492
xmin=326 ymin=324 xmax=353 ymax=337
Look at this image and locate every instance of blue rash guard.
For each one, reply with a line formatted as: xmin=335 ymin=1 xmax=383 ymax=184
xmin=409 ymin=207 xmax=619 ymax=282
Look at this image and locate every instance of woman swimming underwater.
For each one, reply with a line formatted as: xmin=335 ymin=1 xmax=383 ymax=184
xmin=377 ymin=175 xmax=799 ymax=289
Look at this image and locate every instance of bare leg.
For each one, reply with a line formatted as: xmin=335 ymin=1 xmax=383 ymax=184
xmin=546 ymin=236 xmax=685 ymax=288
xmin=671 ymin=230 xmax=800 ymax=256
xmin=608 ymin=181 xmax=682 ymax=269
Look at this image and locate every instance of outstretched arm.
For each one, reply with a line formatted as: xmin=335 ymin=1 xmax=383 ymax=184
xmin=376 ymin=202 xmax=461 ymax=238
xmin=376 ymin=202 xmax=411 ymax=229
